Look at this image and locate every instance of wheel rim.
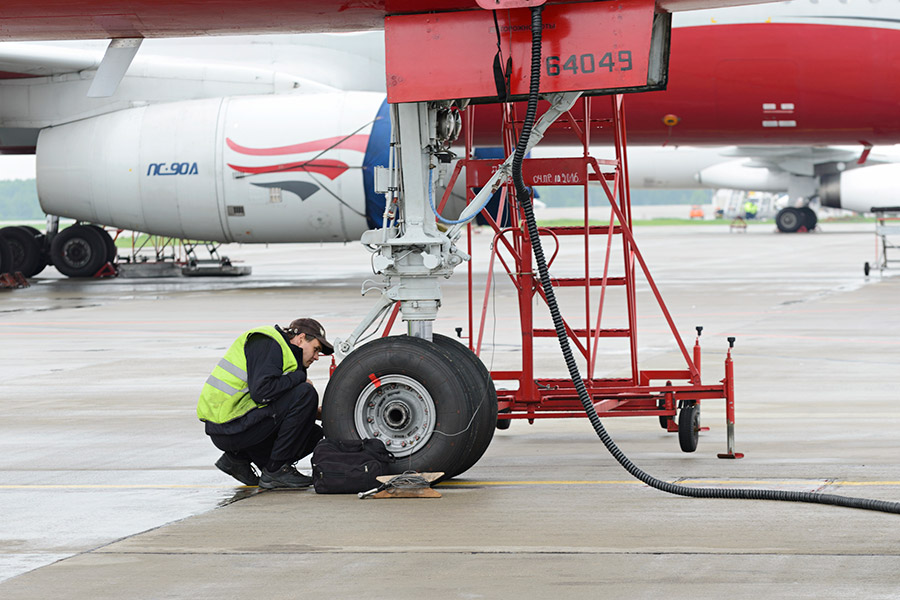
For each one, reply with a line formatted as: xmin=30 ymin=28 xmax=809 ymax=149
xmin=353 ymin=374 xmax=436 ymax=458
xmin=62 ymin=238 xmax=93 ymax=268
xmin=780 ymin=211 xmax=799 ymax=230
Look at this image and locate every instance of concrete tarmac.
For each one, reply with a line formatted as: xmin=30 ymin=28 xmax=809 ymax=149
xmin=2 ymin=222 xmax=899 ymax=598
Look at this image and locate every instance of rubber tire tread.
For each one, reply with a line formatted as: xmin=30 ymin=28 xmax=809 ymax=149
xmin=431 ymin=334 xmax=498 ymax=476
xmin=799 ymin=206 xmax=817 ymax=231
xmin=0 ymin=234 xmax=12 ymax=274
xmin=50 ymin=224 xmax=108 ymax=278
xmin=678 ymin=404 xmax=699 ymax=453
xmin=322 ymin=336 xmax=480 ymax=480
xmin=0 ymin=226 xmax=42 ymax=277
xmin=85 ymin=224 xmax=117 ymax=264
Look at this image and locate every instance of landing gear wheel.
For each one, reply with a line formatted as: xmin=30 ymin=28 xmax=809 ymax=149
xmin=322 ymin=336 xmax=484 ymax=479
xmin=0 ymin=234 xmax=12 ymax=274
xmin=85 ymin=224 xmax=117 ymax=264
xmin=864 ymin=262 xmax=871 ymax=277
xmin=0 ymin=226 xmax=44 ymax=277
xmin=50 ymin=224 xmax=108 ymax=277
xmin=678 ymin=403 xmax=700 ymax=453
xmin=775 ymin=207 xmax=803 ymax=233
xmin=431 ymin=333 xmax=498 ymax=475
xmin=799 ymin=206 xmax=817 ymax=231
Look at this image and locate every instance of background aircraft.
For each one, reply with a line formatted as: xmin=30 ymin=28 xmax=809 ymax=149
xmin=1 ymin=0 xmax=899 ymax=277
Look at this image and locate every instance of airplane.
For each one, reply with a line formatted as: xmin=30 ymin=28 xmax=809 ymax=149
xmin=5 ymin=0 xmax=897 ymax=491
xmin=1 ymin=0 xmax=898 ymax=279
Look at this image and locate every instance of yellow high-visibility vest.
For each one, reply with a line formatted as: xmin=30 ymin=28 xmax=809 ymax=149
xmin=197 ymin=326 xmax=298 ymax=424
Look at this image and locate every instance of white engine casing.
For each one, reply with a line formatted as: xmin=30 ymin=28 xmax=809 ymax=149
xmin=36 ymin=91 xmax=387 ymax=243
xmin=696 ymin=159 xmax=791 ymax=191
xmin=819 ymin=163 xmax=900 ymax=214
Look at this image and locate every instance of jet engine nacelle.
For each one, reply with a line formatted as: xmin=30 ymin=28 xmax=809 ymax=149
xmin=820 ymin=164 xmax=900 ymax=214
xmin=37 ymin=91 xmax=389 ymax=243
xmin=696 ymin=159 xmax=791 ymax=191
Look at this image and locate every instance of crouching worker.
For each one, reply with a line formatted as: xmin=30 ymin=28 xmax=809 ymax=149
xmin=197 ymin=318 xmax=334 ymax=489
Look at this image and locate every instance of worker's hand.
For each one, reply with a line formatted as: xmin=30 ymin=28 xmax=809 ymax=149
xmin=316 ymin=405 xmax=322 ymax=421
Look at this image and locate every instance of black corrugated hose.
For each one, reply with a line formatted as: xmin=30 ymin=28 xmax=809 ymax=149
xmin=514 ymin=5 xmax=900 ymax=514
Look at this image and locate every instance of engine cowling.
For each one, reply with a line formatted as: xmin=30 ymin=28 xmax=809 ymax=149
xmin=696 ymin=159 xmax=791 ymax=191
xmin=36 ymin=91 xmax=389 ymax=243
xmin=820 ymin=164 xmax=900 ymax=214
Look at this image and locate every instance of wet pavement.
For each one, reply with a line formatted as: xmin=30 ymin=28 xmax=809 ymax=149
xmin=1 ymin=222 xmax=899 ymax=598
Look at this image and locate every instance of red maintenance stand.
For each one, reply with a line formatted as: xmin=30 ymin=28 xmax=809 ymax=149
xmin=379 ymin=0 xmax=742 ymax=458
xmin=443 ymin=95 xmax=742 ymax=458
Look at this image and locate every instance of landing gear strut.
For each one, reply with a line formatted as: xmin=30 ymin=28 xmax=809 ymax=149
xmin=323 ymin=93 xmax=578 ymax=478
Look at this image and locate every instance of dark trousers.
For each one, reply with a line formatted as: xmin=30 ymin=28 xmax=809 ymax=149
xmin=210 ymin=382 xmax=322 ymax=472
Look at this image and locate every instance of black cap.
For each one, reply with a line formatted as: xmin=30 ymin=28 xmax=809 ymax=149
xmin=286 ymin=318 xmax=334 ymax=355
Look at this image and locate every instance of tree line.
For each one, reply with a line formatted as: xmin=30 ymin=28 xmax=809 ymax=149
xmin=0 ymin=179 xmax=42 ymax=220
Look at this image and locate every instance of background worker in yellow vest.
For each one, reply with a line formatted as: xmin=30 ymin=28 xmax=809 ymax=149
xmin=198 ymin=318 xmax=333 ymax=489
xmin=743 ymin=200 xmax=759 ymax=220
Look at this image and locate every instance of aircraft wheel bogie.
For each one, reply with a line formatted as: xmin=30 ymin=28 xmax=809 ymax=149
xmin=0 ymin=226 xmax=45 ymax=277
xmin=50 ymin=224 xmax=108 ymax=278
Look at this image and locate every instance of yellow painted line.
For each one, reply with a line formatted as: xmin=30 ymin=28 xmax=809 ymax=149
xmin=1 ymin=481 xmax=899 ymax=490
xmin=0 ymin=484 xmax=256 ymax=490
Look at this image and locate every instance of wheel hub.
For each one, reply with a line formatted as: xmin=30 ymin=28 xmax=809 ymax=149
xmin=63 ymin=238 xmax=91 ymax=268
xmin=354 ymin=374 xmax=436 ymax=458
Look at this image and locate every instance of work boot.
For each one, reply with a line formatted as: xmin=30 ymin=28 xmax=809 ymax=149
xmin=259 ymin=464 xmax=313 ymax=489
xmin=215 ymin=452 xmax=259 ymax=486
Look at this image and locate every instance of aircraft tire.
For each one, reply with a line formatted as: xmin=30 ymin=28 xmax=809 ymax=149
xmin=322 ymin=335 xmax=482 ymax=480
xmin=799 ymin=206 xmax=818 ymax=231
xmin=15 ymin=226 xmax=49 ymax=276
xmin=678 ymin=402 xmax=700 ymax=453
xmin=0 ymin=233 xmax=12 ymax=274
xmin=775 ymin=207 xmax=803 ymax=233
xmin=85 ymin=224 xmax=118 ymax=263
xmin=50 ymin=224 xmax=108 ymax=278
xmin=431 ymin=333 xmax=498 ymax=476
xmin=0 ymin=226 xmax=44 ymax=277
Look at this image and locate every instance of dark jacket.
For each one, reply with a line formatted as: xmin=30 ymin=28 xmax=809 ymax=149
xmin=204 ymin=325 xmax=308 ymax=435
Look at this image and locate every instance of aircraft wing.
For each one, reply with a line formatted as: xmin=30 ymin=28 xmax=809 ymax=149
xmin=0 ymin=43 xmax=102 ymax=77
xmin=721 ymin=146 xmax=885 ymax=177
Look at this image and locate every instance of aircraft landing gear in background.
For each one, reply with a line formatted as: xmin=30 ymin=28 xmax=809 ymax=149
xmin=799 ymin=206 xmax=817 ymax=231
xmin=50 ymin=223 xmax=110 ymax=277
xmin=0 ymin=225 xmax=47 ymax=277
xmin=775 ymin=206 xmax=817 ymax=233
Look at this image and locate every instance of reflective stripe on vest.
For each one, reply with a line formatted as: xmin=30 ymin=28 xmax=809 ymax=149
xmin=196 ymin=326 xmax=299 ymax=424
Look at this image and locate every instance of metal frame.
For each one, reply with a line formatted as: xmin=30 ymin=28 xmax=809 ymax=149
xmin=433 ymin=95 xmax=741 ymax=456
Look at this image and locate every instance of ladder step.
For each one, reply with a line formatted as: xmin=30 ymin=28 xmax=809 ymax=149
xmin=541 ymin=225 xmax=622 ymax=236
xmin=550 ymin=277 xmax=626 ymax=287
xmin=534 ymin=328 xmax=630 ymax=338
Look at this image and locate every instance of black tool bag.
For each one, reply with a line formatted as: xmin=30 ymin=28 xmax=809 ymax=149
xmin=311 ymin=438 xmax=394 ymax=494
